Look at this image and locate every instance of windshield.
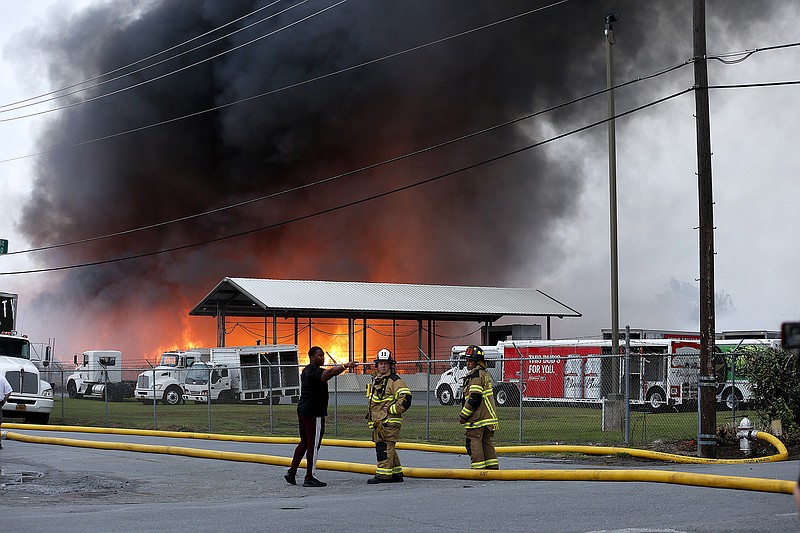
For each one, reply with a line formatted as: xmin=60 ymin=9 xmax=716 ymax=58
xmin=160 ymin=354 xmax=180 ymax=367
xmin=185 ymin=366 xmax=210 ymax=385
xmin=0 ymin=337 xmax=30 ymax=360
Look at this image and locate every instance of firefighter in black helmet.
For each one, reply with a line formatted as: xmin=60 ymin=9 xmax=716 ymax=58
xmin=366 ymin=348 xmax=412 ymax=484
xmin=459 ymin=345 xmax=499 ymax=469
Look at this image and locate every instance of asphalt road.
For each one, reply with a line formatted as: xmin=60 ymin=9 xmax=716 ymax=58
xmin=1 ymin=428 xmax=798 ymax=533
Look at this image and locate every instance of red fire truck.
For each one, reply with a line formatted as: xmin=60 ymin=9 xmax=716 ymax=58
xmin=492 ymin=338 xmax=701 ymax=410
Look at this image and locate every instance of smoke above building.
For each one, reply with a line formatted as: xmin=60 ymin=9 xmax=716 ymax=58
xmin=11 ymin=0 xmax=781 ymax=359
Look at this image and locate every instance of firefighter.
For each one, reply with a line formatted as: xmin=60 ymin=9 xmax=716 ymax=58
xmin=459 ymin=345 xmax=499 ymax=469
xmin=366 ymin=348 xmax=412 ymax=484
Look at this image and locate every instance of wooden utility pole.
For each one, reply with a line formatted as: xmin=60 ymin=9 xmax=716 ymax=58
xmin=693 ymin=0 xmax=717 ymax=458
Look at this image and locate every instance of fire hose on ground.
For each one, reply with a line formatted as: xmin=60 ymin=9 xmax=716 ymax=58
xmin=1 ymin=423 xmax=795 ymax=495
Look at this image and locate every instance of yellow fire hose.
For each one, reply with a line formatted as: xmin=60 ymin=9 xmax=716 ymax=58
xmin=2 ymin=424 xmax=795 ymax=494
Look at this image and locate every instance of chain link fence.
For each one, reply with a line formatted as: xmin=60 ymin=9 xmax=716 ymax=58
xmin=34 ymin=350 xmax=757 ymax=449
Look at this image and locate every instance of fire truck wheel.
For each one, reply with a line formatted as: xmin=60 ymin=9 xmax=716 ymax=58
xmin=162 ymin=385 xmax=183 ymax=405
xmin=722 ymin=389 xmax=744 ymax=411
xmin=494 ymin=385 xmax=519 ymax=407
xmin=436 ymin=385 xmax=455 ymax=406
xmin=646 ymin=387 xmax=667 ymax=413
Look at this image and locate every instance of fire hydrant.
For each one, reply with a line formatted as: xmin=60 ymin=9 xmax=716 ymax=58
xmin=737 ymin=416 xmax=755 ymax=456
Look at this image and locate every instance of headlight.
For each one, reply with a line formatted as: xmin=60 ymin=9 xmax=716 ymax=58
xmin=43 ymin=387 xmax=54 ymax=397
xmin=154 ymin=384 xmax=164 ymax=390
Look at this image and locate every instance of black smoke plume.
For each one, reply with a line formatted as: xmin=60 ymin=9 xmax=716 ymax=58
xmin=14 ymin=0 xmax=777 ymax=357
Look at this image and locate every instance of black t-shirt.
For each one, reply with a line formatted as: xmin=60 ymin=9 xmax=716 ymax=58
xmin=297 ymin=364 xmax=328 ymax=417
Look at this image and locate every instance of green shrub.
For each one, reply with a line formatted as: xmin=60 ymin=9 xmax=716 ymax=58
xmin=741 ymin=346 xmax=800 ymax=438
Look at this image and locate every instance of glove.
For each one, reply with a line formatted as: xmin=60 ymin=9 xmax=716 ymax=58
xmin=459 ymin=416 xmax=467 ymax=425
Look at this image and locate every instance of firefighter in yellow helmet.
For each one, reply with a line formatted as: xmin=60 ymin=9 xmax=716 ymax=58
xmin=459 ymin=345 xmax=499 ymax=469
xmin=366 ymin=348 xmax=412 ymax=484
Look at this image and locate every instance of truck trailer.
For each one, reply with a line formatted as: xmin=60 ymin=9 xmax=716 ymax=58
xmin=134 ymin=349 xmax=209 ymax=405
xmin=436 ymin=338 xmax=701 ymax=411
xmin=66 ymin=350 xmax=136 ymax=401
xmin=183 ymin=344 xmax=300 ymax=404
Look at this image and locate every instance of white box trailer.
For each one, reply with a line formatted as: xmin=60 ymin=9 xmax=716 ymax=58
xmin=183 ymin=344 xmax=300 ymax=404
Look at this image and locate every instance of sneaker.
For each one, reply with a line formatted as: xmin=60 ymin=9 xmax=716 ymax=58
xmin=284 ymin=470 xmax=296 ymax=485
xmin=367 ymin=476 xmax=393 ymax=484
xmin=303 ymin=477 xmax=327 ymax=487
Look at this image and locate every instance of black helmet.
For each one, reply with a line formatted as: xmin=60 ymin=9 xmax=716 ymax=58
xmin=464 ymin=345 xmax=485 ymax=362
xmin=374 ymin=348 xmax=395 ymax=364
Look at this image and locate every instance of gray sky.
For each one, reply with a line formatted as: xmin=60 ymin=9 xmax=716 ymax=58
xmin=1 ymin=1 xmax=798 ymax=361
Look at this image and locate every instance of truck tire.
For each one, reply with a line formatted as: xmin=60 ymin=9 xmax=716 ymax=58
xmin=67 ymin=380 xmax=82 ymax=399
xmin=646 ymin=387 xmax=668 ymax=413
xmin=24 ymin=412 xmax=50 ymax=424
xmin=436 ymin=384 xmax=455 ymax=406
xmin=721 ymin=388 xmax=744 ymax=411
xmin=162 ymin=385 xmax=183 ymax=405
xmin=494 ymin=385 xmax=519 ymax=407
xmin=217 ymin=390 xmax=232 ymax=404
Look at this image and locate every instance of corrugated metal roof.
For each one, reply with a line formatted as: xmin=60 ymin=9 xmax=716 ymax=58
xmin=189 ymin=278 xmax=581 ymax=322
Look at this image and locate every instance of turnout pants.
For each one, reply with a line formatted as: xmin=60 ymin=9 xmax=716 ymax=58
xmin=372 ymin=423 xmax=402 ymax=478
xmin=465 ymin=426 xmax=498 ymax=469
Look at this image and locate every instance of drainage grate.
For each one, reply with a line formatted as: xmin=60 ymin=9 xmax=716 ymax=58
xmin=0 ymin=467 xmax=45 ymax=486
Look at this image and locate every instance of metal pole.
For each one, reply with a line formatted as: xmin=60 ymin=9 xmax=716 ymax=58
xmin=624 ymin=325 xmax=631 ymax=445
xmin=418 ymin=348 xmax=431 ymax=440
xmin=149 ymin=362 xmax=156 ymax=431
xmin=694 ymin=0 xmax=717 ymax=458
xmin=267 ymin=357 xmax=274 ymax=434
xmin=605 ymin=13 xmax=621 ymax=391
xmin=102 ymin=364 xmax=109 ymax=427
xmin=207 ymin=364 xmax=212 ymax=433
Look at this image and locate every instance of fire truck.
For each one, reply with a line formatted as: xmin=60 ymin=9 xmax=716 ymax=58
xmin=436 ymin=338 xmax=701 ymax=411
xmin=713 ymin=337 xmax=781 ymax=410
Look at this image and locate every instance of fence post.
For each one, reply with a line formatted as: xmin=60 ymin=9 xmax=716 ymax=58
xmin=624 ymin=325 xmax=631 ymax=445
xmin=207 ymin=364 xmax=212 ymax=433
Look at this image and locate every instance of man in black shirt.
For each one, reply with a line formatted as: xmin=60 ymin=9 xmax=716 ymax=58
xmin=285 ymin=345 xmax=355 ymax=487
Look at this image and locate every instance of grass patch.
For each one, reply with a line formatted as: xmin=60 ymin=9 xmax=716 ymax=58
xmin=43 ymin=397 xmax=756 ymax=448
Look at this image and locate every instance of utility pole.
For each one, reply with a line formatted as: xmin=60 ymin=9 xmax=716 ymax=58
xmin=605 ymin=13 xmax=621 ymax=392
xmin=693 ymin=0 xmax=717 ymax=458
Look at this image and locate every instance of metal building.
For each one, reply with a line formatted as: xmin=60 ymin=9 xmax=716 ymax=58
xmin=189 ymin=277 xmax=581 ymax=363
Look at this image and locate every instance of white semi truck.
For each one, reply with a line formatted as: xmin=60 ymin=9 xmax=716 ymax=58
xmin=0 ymin=333 xmax=54 ymax=424
xmin=0 ymin=291 xmax=54 ymax=423
xmin=134 ymin=349 xmax=209 ymax=405
xmin=183 ymin=344 xmax=300 ymax=404
xmin=66 ymin=350 xmax=136 ymax=401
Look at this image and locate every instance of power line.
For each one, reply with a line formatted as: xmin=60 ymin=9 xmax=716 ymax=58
xmin=0 ymin=0 xmax=569 ymax=147
xmin=0 ymin=0 xmax=290 ymax=112
xmin=5 ymin=58 xmax=691 ymax=256
xmin=0 ymin=86 xmax=692 ymax=276
xmin=706 ymin=80 xmax=800 ymax=89
xmin=707 ymin=41 xmax=800 ymax=64
xmin=0 ymin=0 xmax=345 ymax=124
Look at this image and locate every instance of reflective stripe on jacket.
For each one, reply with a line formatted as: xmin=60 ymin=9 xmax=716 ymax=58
xmin=367 ymin=372 xmax=412 ymax=428
xmin=460 ymin=367 xmax=498 ymax=430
